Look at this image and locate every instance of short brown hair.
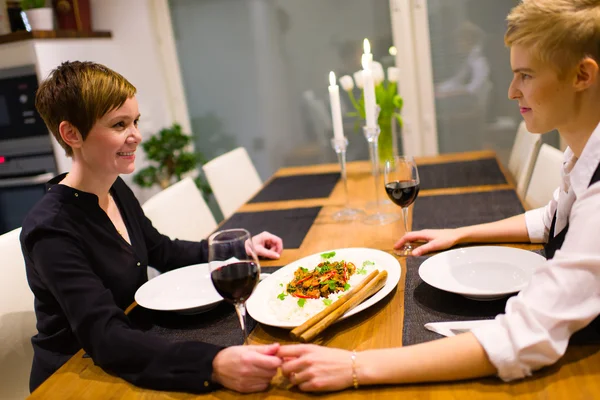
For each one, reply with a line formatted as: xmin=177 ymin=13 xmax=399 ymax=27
xmin=505 ymin=0 xmax=600 ymax=74
xmin=35 ymin=61 xmax=137 ymax=157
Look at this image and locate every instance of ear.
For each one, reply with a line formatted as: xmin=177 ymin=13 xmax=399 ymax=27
xmin=58 ymin=121 xmax=83 ymax=151
xmin=573 ymin=57 xmax=599 ymax=92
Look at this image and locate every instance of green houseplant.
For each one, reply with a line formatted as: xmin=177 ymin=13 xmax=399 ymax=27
xmin=21 ymin=0 xmax=54 ymax=31
xmin=133 ymin=123 xmax=211 ymax=196
xmin=20 ymin=0 xmax=47 ymax=9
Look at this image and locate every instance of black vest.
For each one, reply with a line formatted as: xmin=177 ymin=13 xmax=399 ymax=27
xmin=544 ymin=161 xmax=600 ymax=259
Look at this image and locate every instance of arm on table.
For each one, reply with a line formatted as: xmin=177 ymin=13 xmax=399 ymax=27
xmin=396 ymin=214 xmax=531 ymax=256
xmin=31 ymin=232 xmax=280 ymax=393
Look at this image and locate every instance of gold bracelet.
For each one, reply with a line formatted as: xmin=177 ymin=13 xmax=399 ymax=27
xmin=351 ymin=350 xmax=359 ymax=389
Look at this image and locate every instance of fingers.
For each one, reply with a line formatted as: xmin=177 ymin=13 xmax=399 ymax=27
xmin=251 ymin=343 xmax=280 ymax=356
xmin=394 ymin=230 xmax=432 ymax=248
xmin=411 ymin=241 xmax=438 ymax=256
xmin=255 ymin=246 xmax=281 ymax=259
xmin=280 ymin=356 xmax=310 ymax=376
xmin=276 ymin=344 xmax=314 ymax=359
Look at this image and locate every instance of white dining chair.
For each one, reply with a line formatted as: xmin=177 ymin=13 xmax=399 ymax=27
xmin=202 ymin=147 xmax=263 ymax=219
xmin=142 ymin=177 xmax=217 ymax=279
xmin=508 ymin=121 xmax=543 ymax=198
xmin=0 ymin=227 xmax=37 ymax=400
xmin=524 ymin=143 xmax=564 ymax=209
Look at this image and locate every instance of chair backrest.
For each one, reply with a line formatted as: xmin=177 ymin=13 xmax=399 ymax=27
xmin=508 ymin=121 xmax=542 ymax=197
xmin=524 ymin=143 xmax=564 ymax=209
xmin=0 ymin=227 xmax=37 ymax=399
xmin=202 ymin=147 xmax=262 ymax=219
xmin=142 ymin=177 xmax=217 ymax=242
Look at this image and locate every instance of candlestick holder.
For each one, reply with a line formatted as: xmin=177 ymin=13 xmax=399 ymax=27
xmin=331 ymin=137 xmax=365 ymax=221
xmin=362 ymin=124 xmax=400 ymax=225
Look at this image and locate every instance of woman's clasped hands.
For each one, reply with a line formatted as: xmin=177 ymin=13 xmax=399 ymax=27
xmin=212 ymin=343 xmax=357 ymax=393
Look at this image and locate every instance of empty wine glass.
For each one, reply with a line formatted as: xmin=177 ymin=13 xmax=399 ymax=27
xmin=384 ymin=156 xmax=420 ymax=256
xmin=208 ymin=229 xmax=260 ymax=344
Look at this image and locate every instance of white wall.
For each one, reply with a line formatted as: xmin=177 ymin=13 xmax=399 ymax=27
xmin=33 ymin=0 xmax=179 ymax=202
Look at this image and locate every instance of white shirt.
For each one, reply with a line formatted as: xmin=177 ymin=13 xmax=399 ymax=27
xmin=472 ymin=121 xmax=600 ymax=381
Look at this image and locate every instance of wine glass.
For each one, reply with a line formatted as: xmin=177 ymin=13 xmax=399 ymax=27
xmin=208 ymin=229 xmax=260 ymax=344
xmin=384 ymin=156 xmax=420 ymax=256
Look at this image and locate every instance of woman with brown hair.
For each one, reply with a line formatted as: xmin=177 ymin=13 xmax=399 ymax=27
xmin=23 ymin=61 xmax=284 ymax=394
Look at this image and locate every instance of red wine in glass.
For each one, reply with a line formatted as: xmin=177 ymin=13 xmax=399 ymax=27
xmin=208 ymin=229 xmax=260 ymax=344
xmin=384 ymin=156 xmax=420 ymax=256
xmin=210 ymin=261 xmax=259 ymax=303
xmin=385 ymin=180 xmax=420 ymax=208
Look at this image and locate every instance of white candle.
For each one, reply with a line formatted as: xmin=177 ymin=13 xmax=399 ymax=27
xmin=362 ymin=54 xmax=377 ymax=130
xmin=328 ymin=71 xmax=344 ymax=141
xmin=363 ymin=38 xmax=373 ymax=67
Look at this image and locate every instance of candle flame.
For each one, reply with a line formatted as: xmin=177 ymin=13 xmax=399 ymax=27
xmin=329 ymin=71 xmax=336 ymax=86
xmin=363 ymin=38 xmax=371 ymax=54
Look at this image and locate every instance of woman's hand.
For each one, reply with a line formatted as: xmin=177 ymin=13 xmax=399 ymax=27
xmin=250 ymin=231 xmax=283 ymax=259
xmin=394 ymin=229 xmax=461 ymax=256
xmin=212 ymin=344 xmax=282 ymax=393
xmin=278 ymin=344 xmax=353 ymax=392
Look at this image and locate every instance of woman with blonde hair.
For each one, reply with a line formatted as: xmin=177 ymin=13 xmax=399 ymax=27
xmin=23 ymin=61 xmax=284 ymax=394
xmin=279 ymin=0 xmax=600 ymax=391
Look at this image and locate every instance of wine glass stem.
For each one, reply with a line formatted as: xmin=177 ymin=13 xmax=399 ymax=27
xmin=368 ymin=139 xmax=382 ymax=209
xmin=402 ymin=207 xmax=411 ymax=248
xmin=336 ymin=149 xmax=351 ymax=208
xmin=234 ymin=302 xmax=248 ymax=345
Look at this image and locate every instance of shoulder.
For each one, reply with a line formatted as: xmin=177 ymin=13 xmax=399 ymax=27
xmin=21 ymin=191 xmax=79 ymax=251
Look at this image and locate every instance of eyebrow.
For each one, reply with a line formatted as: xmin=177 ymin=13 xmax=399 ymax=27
xmin=512 ymin=68 xmax=535 ymax=73
xmin=109 ymin=114 xmax=141 ymax=122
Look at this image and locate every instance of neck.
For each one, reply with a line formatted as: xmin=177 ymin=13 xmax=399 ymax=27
xmin=558 ymin=89 xmax=600 ymax=158
xmin=60 ymin=161 xmax=118 ymax=210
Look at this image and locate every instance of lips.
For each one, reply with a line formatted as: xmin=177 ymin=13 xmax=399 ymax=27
xmin=520 ymin=107 xmax=531 ymax=114
xmin=117 ymin=151 xmax=135 ymax=156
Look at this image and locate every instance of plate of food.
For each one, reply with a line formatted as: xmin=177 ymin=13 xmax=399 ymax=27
xmin=246 ymin=248 xmax=401 ymax=329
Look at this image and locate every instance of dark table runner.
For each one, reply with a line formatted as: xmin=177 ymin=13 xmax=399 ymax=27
xmin=217 ymin=207 xmax=321 ymax=249
xmin=403 ymin=253 xmax=600 ymax=346
xmin=412 ymin=190 xmax=524 ymax=231
xmin=248 ymin=173 xmax=340 ymax=203
xmin=417 ymin=158 xmax=507 ymax=190
xmin=128 ymin=266 xmax=282 ymax=348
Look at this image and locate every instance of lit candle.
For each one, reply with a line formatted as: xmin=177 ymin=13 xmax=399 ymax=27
xmin=362 ymin=53 xmax=377 ymax=130
xmin=328 ymin=71 xmax=344 ymax=141
xmin=363 ymin=38 xmax=373 ymax=66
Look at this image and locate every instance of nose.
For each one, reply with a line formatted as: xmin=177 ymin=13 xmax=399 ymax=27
xmin=126 ymin=125 xmax=142 ymax=144
xmin=508 ymin=76 xmax=521 ymax=100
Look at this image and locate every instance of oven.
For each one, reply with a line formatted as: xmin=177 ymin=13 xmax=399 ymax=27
xmin=0 ymin=64 xmax=57 ymax=234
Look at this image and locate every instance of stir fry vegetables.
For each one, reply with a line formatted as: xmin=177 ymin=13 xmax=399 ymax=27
xmin=286 ymin=261 xmax=356 ymax=299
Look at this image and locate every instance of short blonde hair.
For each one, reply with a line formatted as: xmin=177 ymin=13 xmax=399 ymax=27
xmin=36 ymin=61 xmax=137 ymax=157
xmin=505 ymin=0 xmax=600 ymax=73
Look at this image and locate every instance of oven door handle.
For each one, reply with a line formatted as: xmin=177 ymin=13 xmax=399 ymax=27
xmin=0 ymin=172 xmax=55 ymax=188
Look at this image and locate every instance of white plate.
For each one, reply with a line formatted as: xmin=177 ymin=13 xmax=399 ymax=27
xmin=246 ymin=248 xmax=401 ymax=329
xmin=419 ymin=246 xmax=545 ymax=300
xmin=135 ymin=263 xmax=223 ymax=314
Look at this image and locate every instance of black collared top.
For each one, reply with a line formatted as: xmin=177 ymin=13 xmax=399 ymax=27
xmin=21 ymin=174 xmax=222 ymax=393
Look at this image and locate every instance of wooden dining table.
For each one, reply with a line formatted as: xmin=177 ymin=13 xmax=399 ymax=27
xmin=28 ymin=150 xmax=600 ymax=400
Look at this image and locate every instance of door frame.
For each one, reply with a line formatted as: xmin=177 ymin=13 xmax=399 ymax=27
xmin=390 ymin=0 xmax=439 ymax=156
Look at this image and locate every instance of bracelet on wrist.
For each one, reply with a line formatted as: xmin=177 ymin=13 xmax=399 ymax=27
xmin=351 ymin=350 xmax=359 ymax=389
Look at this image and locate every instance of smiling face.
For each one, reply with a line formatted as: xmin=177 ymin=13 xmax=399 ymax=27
xmin=508 ymin=45 xmax=578 ymax=134
xmin=77 ymin=97 xmax=141 ymax=177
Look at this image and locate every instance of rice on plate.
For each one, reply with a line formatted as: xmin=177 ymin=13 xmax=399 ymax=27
xmin=268 ymin=251 xmax=378 ymax=325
